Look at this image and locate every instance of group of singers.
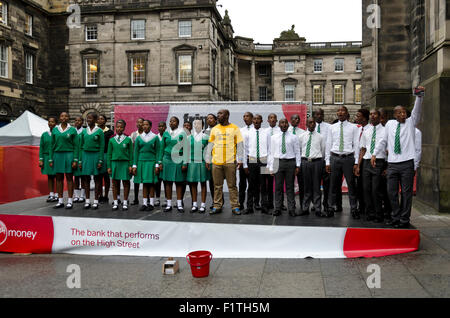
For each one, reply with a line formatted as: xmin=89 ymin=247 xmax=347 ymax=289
xmin=39 ymin=87 xmax=424 ymax=229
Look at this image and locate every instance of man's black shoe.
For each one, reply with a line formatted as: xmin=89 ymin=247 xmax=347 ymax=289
xmin=273 ymin=210 xmax=281 ymax=216
xmin=394 ymin=222 xmax=410 ymax=229
xmin=374 ymin=218 xmax=384 ymax=223
xmin=335 ymin=206 xmax=343 ymax=213
xmin=289 ymin=210 xmax=297 ymax=217
xmin=268 ymin=204 xmax=274 ymax=210
xmin=366 ymin=215 xmax=374 ymax=222
xmin=325 ymin=208 xmax=335 ymax=218
xmin=315 ymin=212 xmax=322 ymax=217
xmin=351 ymin=209 xmax=361 ymax=220
xmin=299 ymin=209 xmax=310 ymax=216
xmin=261 ymin=207 xmax=269 ymax=214
xmin=281 ymin=205 xmax=287 ymax=211
xmin=254 ymin=204 xmax=262 ymax=211
xmin=243 ymin=208 xmax=254 ymax=215
xmin=385 ymin=219 xmax=399 ymax=227
xmin=131 ymin=199 xmax=139 ymax=206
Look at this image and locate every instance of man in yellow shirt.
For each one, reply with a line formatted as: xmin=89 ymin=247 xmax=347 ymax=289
xmin=206 ymin=109 xmax=244 ymax=215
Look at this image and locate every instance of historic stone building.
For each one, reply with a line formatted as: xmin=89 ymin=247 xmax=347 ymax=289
xmin=0 ymin=0 xmax=362 ymax=124
xmin=362 ymin=0 xmax=450 ymax=212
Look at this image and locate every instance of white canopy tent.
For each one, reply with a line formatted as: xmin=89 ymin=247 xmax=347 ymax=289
xmin=0 ymin=111 xmax=49 ymax=146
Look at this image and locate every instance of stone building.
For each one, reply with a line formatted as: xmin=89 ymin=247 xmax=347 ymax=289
xmin=361 ymin=0 xmax=450 ymax=212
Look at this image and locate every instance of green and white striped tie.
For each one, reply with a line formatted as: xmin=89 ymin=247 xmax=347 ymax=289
xmin=339 ymin=122 xmax=344 ymax=152
xmin=306 ymin=132 xmax=312 ymax=158
xmin=394 ymin=122 xmax=401 ymax=154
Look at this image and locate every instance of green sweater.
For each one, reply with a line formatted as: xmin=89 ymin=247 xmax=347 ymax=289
xmin=158 ymin=130 xmax=188 ymax=165
xmin=188 ymin=134 xmax=209 ymax=164
xmin=50 ymin=125 xmax=79 ymax=162
xmin=79 ymin=127 xmax=105 ymax=164
xmin=133 ymin=134 xmax=160 ymax=166
xmin=39 ymin=131 xmax=52 ymax=161
xmin=107 ymin=135 xmax=133 ymax=168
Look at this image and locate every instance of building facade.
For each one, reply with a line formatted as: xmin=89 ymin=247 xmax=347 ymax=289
xmin=362 ymin=0 xmax=450 ymax=212
xmin=0 ymin=0 xmax=362 ymax=124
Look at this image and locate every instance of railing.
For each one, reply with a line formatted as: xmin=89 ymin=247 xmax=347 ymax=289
xmin=254 ymin=44 xmax=273 ymax=51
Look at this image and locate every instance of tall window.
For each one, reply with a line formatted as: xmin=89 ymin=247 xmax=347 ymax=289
xmin=334 ymin=84 xmax=344 ymax=104
xmin=25 ymin=14 xmax=33 ymax=36
xmin=354 ymin=84 xmax=362 ymax=104
xmin=285 ymin=61 xmax=294 ymax=73
xmin=313 ymin=85 xmax=323 ymax=104
xmin=0 ymin=1 xmax=7 ymax=25
xmin=131 ymin=56 xmax=146 ymax=86
xmin=259 ymin=64 xmax=268 ymax=76
xmin=85 ymin=25 xmax=98 ymax=41
xmin=212 ymin=56 xmax=216 ymax=87
xmin=259 ymin=87 xmax=268 ymax=101
xmin=178 ymin=55 xmax=192 ymax=85
xmin=131 ymin=20 xmax=145 ymax=40
xmin=285 ymin=84 xmax=295 ymax=101
xmin=0 ymin=44 xmax=7 ymax=78
xmin=25 ymin=53 xmax=33 ymax=84
xmin=334 ymin=58 xmax=344 ymax=72
xmin=85 ymin=58 xmax=98 ymax=87
xmin=313 ymin=59 xmax=323 ymax=73
xmin=356 ymin=58 xmax=362 ymax=72
xmin=178 ymin=20 xmax=192 ymax=38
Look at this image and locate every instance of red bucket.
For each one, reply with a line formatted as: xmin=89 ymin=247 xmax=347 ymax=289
xmin=186 ymin=251 xmax=213 ymax=278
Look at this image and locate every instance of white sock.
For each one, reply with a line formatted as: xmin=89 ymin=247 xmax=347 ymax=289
xmin=94 ymin=200 xmax=99 ymax=204
xmin=58 ymin=198 xmax=63 ymax=204
xmin=193 ymin=202 xmax=198 ymax=207
xmin=201 ymin=202 xmax=206 ymax=208
xmin=166 ymin=200 xmax=172 ymax=207
xmin=143 ymin=198 xmax=148 ymax=206
xmin=55 ymin=193 xmax=59 ymax=199
xmin=117 ymin=195 xmax=120 ymax=200
xmin=68 ymin=198 xmax=73 ymax=204
xmin=177 ymin=200 xmax=182 ymax=208
xmin=80 ymin=189 xmax=85 ymax=198
xmin=150 ymin=198 xmax=154 ymax=206
xmin=86 ymin=199 xmax=90 ymax=204
xmin=50 ymin=192 xmax=55 ymax=197
xmin=74 ymin=190 xmax=80 ymax=198
xmin=123 ymin=200 xmax=128 ymax=206
xmin=114 ymin=200 xmax=118 ymax=205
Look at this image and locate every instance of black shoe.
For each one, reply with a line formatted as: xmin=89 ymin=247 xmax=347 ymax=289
xmin=281 ymin=205 xmax=287 ymax=211
xmin=315 ymin=212 xmax=323 ymax=217
xmin=311 ymin=207 xmax=316 ymax=213
xmin=394 ymin=222 xmax=411 ymax=229
xmin=92 ymin=203 xmax=99 ymax=210
xmin=147 ymin=205 xmax=155 ymax=212
xmin=177 ymin=207 xmax=185 ymax=213
xmin=46 ymin=196 xmax=54 ymax=203
xmin=199 ymin=207 xmax=206 ymax=213
xmin=254 ymin=204 xmax=262 ymax=211
xmin=299 ymin=209 xmax=310 ymax=216
xmin=239 ymin=204 xmax=245 ymax=210
xmin=243 ymin=208 xmax=254 ymax=215
xmin=191 ymin=206 xmax=198 ymax=213
xmin=131 ymin=199 xmax=139 ymax=206
xmin=374 ymin=218 xmax=384 ymax=223
xmin=78 ymin=197 xmax=85 ymax=203
xmin=164 ymin=206 xmax=173 ymax=213
xmin=155 ymin=199 xmax=161 ymax=207
xmin=273 ymin=210 xmax=281 ymax=216
xmin=139 ymin=205 xmax=148 ymax=211
xmin=122 ymin=205 xmax=128 ymax=211
xmin=84 ymin=203 xmax=91 ymax=210
xmin=54 ymin=203 xmax=64 ymax=209
xmin=268 ymin=204 xmax=274 ymax=210
xmin=65 ymin=203 xmax=73 ymax=210
xmin=52 ymin=197 xmax=59 ymax=202
xmin=351 ymin=209 xmax=361 ymax=220
xmin=366 ymin=215 xmax=375 ymax=222
xmin=325 ymin=208 xmax=335 ymax=218
xmin=385 ymin=219 xmax=399 ymax=226
xmin=335 ymin=206 xmax=343 ymax=213
xmin=261 ymin=207 xmax=269 ymax=214
xmin=112 ymin=205 xmax=119 ymax=211
xmin=289 ymin=210 xmax=297 ymax=217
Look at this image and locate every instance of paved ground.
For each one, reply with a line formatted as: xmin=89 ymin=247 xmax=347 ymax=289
xmin=0 ymin=193 xmax=449 ymax=298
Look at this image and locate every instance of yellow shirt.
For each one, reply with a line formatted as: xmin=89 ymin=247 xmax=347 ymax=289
xmin=209 ymin=123 xmax=243 ymax=165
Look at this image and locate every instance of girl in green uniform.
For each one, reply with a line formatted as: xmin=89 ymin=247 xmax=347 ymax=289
xmin=107 ymin=120 xmax=133 ymax=211
xmin=39 ymin=116 xmax=58 ymax=203
xmin=49 ymin=112 xmax=79 ymax=209
xmin=154 ymin=121 xmax=167 ymax=207
xmin=159 ymin=116 xmax=188 ymax=213
xmin=73 ymin=116 xmax=85 ymax=203
xmin=186 ymin=119 xmax=211 ymax=213
xmin=132 ymin=120 xmax=160 ymax=211
xmin=79 ymin=112 xmax=105 ymax=210
xmin=97 ymin=114 xmax=114 ymax=204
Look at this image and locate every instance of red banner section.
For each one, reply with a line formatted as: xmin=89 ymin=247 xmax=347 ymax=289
xmin=343 ymin=228 xmax=420 ymax=258
xmin=113 ymin=105 xmax=171 ymax=136
xmin=0 ymin=146 xmax=49 ymax=204
xmin=0 ymin=214 xmax=54 ymax=253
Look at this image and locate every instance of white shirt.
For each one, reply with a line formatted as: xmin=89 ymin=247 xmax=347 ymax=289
xmin=288 ymin=126 xmax=306 ymax=137
xmin=415 ymin=128 xmax=422 ymax=171
xmin=325 ymin=120 xmax=360 ymax=165
xmin=360 ymin=124 xmax=386 ymax=160
xmin=76 ymin=127 xmax=84 ymax=135
xmin=265 ymin=126 xmax=281 ymax=137
xmin=314 ymin=121 xmax=331 ymax=144
xmin=358 ymin=124 xmax=369 ymax=142
xmin=374 ymin=96 xmax=423 ymax=164
xmin=131 ymin=130 xmax=142 ymax=143
xmin=267 ymin=131 xmax=301 ymax=172
xmin=243 ymin=127 xmax=271 ymax=168
xmin=299 ymin=130 xmax=325 ymax=159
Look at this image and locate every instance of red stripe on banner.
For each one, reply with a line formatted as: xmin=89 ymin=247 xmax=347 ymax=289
xmin=282 ymin=104 xmax=308 ymax=130
xmin=0 ymin=214 xmax=54 ymax=254
xmin=113 ymin=105 xmax=171 ymax=136
xmin=343 ymin=228 xmax=420 ymax=258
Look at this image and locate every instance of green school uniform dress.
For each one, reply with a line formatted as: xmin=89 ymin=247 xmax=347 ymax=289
xmin=39 ymin=131 xmax=55 ymax=176
xmin=100 ymin=127 xmax=114 ymax=175
xmin=107 ymin=134 xmax=133 ymax=181
xmin=79 ymin=126 xmax=105 ymax=176
xmin=159 ymin=128 xmax=188 ymax=183
xmin=186 ymin=133 xmax=211 ymax=183
xmin=133 ymin=132 xmax=160 ymax=184
xmin=73 ymin=127 xmax=84 ymax=177
xmin=50 ymin=124 xmax=79 ymax=174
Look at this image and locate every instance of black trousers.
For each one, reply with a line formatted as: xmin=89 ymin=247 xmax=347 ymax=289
xmin=321 ymin=160 xmax=330 ymax=210
xmin=261 ymin=174 xmax=274 ymax=208
xmin=362 ymin=159 xmax=384 ymax=219
xmin=302 ymin=159 xmax=323 ymax=212
xmin=247 ymin=161 xmax=267 ymax=208
xmin=275 ymin=159 xmax=296 ymax=212
xmin=239 ymin=165 xmax=249 ymax=207
xmin=380 ymin=163 xmax=391 ymax=217
xmin=329 ymin=154 xmax=357 ymax=210
xmin=387 ymin=160 xmax=415 ymax=224
xmin=296 ymin=170 xmax=304 ymax=210
xmin=355 ymin=160 xmax=366 ymax=213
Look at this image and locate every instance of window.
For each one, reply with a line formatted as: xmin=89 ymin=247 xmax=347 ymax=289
xmin=211 ymin=56 xmax=216 ymax=87
xmin=258 ymin=64 xmax=268 ymax=76
xmin=334 ymin=58 xmax=344 ymax=72
xmin=179 ymin=20 xmax=192 ymax=38
xmin=131 ymin=20 xmax=145 ymax=40
xmin=25 ymin=14 xmax=33 ymax=36
xmin=285 ymin=61 xmax=294 ymax=73
xmin=356 ymin=58 xmax=362 ymax=72
xmin=85 ymin=58 xmax=98 ymax=87
xmin=0 ymin=44 xmax=7 ymax=78
xmin=285 ymin=84 xmax=295 ymax=101
xmin=313 ymin=59 xmax=323 ymax=73
xmin=259 ymin=87 xmax=268 ymax=101
xmin=178 ymin=55 xmax=192 ymax=85
xmin=313 ymin=85 xmax=323 ymax=104
xmin=0 ymin=1 xmax=7 ymax=25
xmin=85 ymin=25 xmax=98 ymax=41
xmin=334 ymin=84 xmax=344 ymax=104
xmin=25 ymin=53 xmax=33 ymax=84
xmin=354 ymin=84 xmax=362 ymax=104
xmin=131 ymin=56 xmax=146 ymax=86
